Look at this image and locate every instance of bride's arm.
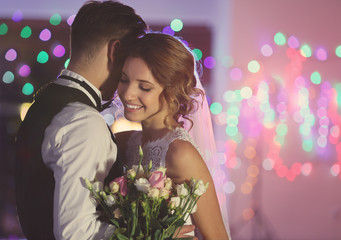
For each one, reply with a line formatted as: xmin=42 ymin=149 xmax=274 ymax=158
xmin=166 ymin=140 xmax=229 ymax=240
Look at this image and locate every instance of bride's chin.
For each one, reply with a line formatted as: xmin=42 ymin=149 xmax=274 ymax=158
xmin=124 ymin=114 xmax=140 ymax=123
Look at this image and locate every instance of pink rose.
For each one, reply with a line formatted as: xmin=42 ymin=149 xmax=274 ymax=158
xmin=148 ymin=171 xmax=166 ymax=189
xmin=113 ymin=176 xmax=128 ymax=196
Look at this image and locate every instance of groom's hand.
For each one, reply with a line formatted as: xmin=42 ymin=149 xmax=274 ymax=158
xmin=173 ymin=225 xmax=198 ymax=240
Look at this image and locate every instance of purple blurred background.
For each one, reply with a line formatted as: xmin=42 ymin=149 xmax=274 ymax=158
xmin=1 ymin=1 xmax=340 ymax=239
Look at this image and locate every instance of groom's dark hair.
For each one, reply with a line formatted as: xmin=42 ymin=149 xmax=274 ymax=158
xmin=70 ymin=0 xmax=147 ymax=64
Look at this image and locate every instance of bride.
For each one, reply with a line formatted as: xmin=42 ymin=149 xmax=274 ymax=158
xmin=114 ymin=33 xmax=230 ymax=240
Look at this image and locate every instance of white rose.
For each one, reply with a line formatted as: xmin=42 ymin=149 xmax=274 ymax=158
xmin=169 ymin=197 xmax=181 ymax=209
xmin=148 ymin=188 xmax=160 ymax=199
xmin=176 ymin=184 xmax=188 ymax=197
xmin=93 ymin=181 xmax=103 ymax=192
xmin=127 ymin=169 xmax=136 ymax=179
xmin=113 ymin=208 xmax=122 ymax=218
xmin=134 ymin=178 xmax=150 ymax=193
xmin=132 ymin=164 xmax=145 ymax=175
xmin=105 ymin=194 xmax=116 ymax=206
xmin=159 ymin=188 xmax=169 ymax=199
xmin=194 ymin=180 xmax=209 ymax=196
xmin=164 ymin=177 xmax=172 ymax=190
xmin=109 ymin=181 xmax=120 ymax=194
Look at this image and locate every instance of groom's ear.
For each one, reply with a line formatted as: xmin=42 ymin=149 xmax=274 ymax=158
xmin=108 ymin=40 xmax=120 ymax=63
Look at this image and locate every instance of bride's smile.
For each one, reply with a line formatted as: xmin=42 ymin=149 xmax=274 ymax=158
xmin=118 ymin=57 xmax=168 ymax=127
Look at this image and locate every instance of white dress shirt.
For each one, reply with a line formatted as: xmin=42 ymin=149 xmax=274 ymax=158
xmin=42 ymin=69 xmax=117 ymax=239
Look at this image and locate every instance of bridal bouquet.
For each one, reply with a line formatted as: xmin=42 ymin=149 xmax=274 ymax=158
xmin=84 ymin=147 xmax=208 ymax=240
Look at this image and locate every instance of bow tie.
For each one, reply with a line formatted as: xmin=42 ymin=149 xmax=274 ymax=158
xmin=101 ymin=100 xmax=114 ymax=111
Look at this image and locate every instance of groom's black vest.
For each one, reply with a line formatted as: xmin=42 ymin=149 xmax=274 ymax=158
xmin=14 ymin=83 xmax=115 ymax=240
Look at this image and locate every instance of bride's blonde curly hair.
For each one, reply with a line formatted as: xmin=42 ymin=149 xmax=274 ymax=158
xmin=121 ymin=33 xmax=204 ymax=130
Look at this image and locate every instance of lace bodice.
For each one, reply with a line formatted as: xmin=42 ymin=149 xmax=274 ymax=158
xmin=124 ymin=127 xmax=203 ymax=170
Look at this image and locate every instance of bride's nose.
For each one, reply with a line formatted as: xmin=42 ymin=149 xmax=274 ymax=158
xmin=120 ymin=84 xmax=137 ymax=101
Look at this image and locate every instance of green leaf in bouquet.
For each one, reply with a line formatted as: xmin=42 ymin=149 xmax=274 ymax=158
xmin=163 ymin=215 xmax=180 ymax=225
xmin=110 ymin=218 xmax=120 ymax=228
xmin=114 ymin=233 xmax=130 ymax=240
xmin=154 ymin=229 xmax=161 ymax=239
xmin=162 ymin=225 xmax=177 ymax=238
xmin=150 ymin=218 xmax=163 ymax=230
xmin=113 ymin=228 xmax=127 ymax=235
xmin=158 ymin=199 xmax=169 ymax=217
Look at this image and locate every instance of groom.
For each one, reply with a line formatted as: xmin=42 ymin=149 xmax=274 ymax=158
xmin=14 ymin=1 xmax=146 ymax=239
xmin=15 ymin=1 xmax=197 ymax=239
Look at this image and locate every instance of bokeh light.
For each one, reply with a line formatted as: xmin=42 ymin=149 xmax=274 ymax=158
xmin=330 ymin=164 xmax=340 ymax=177
xmin=192 ymin=48 xmax=202 ymax=61
xmin=210 ymin=102 xmax=222 ymax=115
xmin=274 ymin=32 xmax=286 ymax=45
xmin=226 ymin=156 xmax=241 ymax=169
xmin=335 ymin=45 xmax=341 ymax=57
xmin=2 ymin=71 xmax=15 ymax=84
xmin=170 ymin=19 xmax=183 ymax=32
xmin=64 ymin=58 xmax=70 ymax=68
xmin=315 ymin=47 xmax=327 ymax=61
xmin=22 ymin=83 xmax=34 ymax=95
xmin=5 ymin=49 xmax=17 ymax=61
xmin=37 ymin=51 xmax=49 ymax=64
xmin=288 ymin=35 xmax=299 ymax=48
xmin=20 ymin=26 xmax=32 ymax=38
xmin=301 ymin=162 xmax=312 ymax=176
xmin=241 ymin=182 xmax=253 ymax=194
xmin=67 ymin=14 xmax=76 ymax=26
xmin=223 ymin=91 xmax=236 ymax=103
xmin=242 ymin=208 xmax=255 ymax=220
xmin=226 ymin=126 xmax=238 ymax=137
xmin=53 ymin=44 xmax=66 ymax=57
xmin=261 ymin=44 xmax=273 ymax=57
xmin=12 ymin=10 xmax=23 ymax=22
xmin=300 ymin=44 xmax=312 ymax=57
xmin=276 ymin=123 xmax=288 ymax=136
xmin=0 ymin=23 xmax=8 ymax=35
xmin=180 ymin=41 xmax=188 ymax=49
xmin=263 ymin=158 xmax=274 ymax=171
xmin=248 ymin=60 xmax=261 ymax=73
xmin=103 ymin=114 xmax=115 ymax=125
xmin=18 ymin=64 xmax=31 ymax=77
xmin=162 ymin=26 xmax=174 ymax=36
xmin=39 ymin=28 xmax=51 ymax=41
xmin=230 ymin=68 xmax=243 ymax=81
xmin=50 ymin=13 xmax=62 ymax=26
xmin=204 ymin=56 xmax=216 ymax=69
xmin=223 ymin=181 xmax=236 ymax=194
xmin=302 ymin=139 xmax=313 ymax=152
xmin=310 ymin=71 xmax=321 ymax=84
xmin=240 ymin=86 xmax=252 ymax=99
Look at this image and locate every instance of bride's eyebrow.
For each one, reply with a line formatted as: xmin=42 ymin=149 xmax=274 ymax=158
xmin=137 ymin=79 xmax=154 ymax=86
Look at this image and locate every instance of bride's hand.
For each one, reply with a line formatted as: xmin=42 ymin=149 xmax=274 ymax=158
xmin=174 ymin=225 xmax=198 ymax=240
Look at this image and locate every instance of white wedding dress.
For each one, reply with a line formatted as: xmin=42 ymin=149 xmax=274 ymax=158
xmin=123 ymin=127 xmax=203 ymax=239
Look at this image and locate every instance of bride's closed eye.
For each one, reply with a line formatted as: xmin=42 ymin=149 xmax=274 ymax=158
xmin=139 ymin=84 xmax=152 ymax=92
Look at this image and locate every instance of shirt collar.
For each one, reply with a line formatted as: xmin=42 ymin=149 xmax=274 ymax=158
xmin=56 ymin=69 xmax=103 ymax=106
